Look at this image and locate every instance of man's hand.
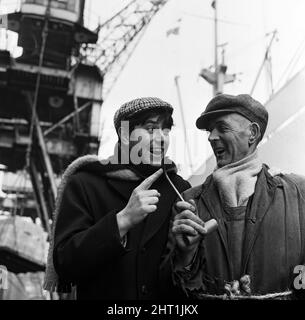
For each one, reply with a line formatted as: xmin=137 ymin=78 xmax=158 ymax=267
xmin=117 ymin=168 xmax=163 ymax=237
xmin=172 ymin=200 xmax=218 ymax=267
xmin=172 ymin=200 xmax=206 ymax=266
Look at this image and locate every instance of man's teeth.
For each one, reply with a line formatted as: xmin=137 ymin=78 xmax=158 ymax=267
xmin=150 ymin=149 xmax=162 ymax=154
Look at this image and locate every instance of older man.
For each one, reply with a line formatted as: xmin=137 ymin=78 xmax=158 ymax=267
xmin=171 ymin=94 xmax=305 ymax=299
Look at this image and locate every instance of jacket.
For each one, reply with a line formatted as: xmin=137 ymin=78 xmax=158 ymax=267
xmin=173 ymin=165 xmax=305 ymax=299
xmin=52 ymin=158 xmax=191 ymax=300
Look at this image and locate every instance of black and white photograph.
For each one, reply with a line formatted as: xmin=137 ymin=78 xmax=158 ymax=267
xmin=0 ymin=0 xmax=304 ymax=309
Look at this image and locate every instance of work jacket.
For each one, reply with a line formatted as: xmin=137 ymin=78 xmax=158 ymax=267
xmin=173 ymin=165 xmax=305 ymax=299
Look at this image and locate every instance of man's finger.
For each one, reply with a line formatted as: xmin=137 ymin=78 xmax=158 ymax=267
xmin=143 ymin=196 xmax=159 ymax=205
xmin=203 ymin=219 xmax=218 ymax=235
xmin=136 ymin=169 xmax=163 ymax=191
xmin=143 ymin=205 xmax=158 ymax=213
xmin=140 ymin=190 xmax=161 ymax=197
xmin=172 ymin=225 xmax=198 ymax=237
xmin=188 ymin=199 xmax=197 ymax=215
xmin=175 ymin=201 xmax=196 ymax=212
xmin=175 ymin=210 xmax=204 ymax=226
xmin=174 ymin=219 xmax=207 ymax=236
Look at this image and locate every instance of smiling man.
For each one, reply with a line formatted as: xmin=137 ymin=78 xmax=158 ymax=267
xmin=44 ymin=97 xmax=191 ymax=300
xmin=207 ymin=112 xmax=259 ymax=168
xmin=171 ymin=93 xmax=305 ymax=299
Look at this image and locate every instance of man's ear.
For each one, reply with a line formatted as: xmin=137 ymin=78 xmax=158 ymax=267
xmin=249 ymin=122 xmax=261 ymax=146
xmin=118 ymin=126 xmax=130 ymax=145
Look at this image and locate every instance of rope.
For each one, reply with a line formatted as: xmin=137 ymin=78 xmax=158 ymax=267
xmin=197 ymin=291 xmax=293 ymax=300
xmin=196 ymin=275 xmax=293 ymax=300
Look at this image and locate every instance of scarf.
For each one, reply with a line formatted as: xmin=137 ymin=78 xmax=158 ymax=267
xmin=43 ymin=154 xmax=177 ymax=293
xmin=212 ymin=151 xmax=262 ymax=207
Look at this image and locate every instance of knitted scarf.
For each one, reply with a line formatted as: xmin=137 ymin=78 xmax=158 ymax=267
xmin=212 ymin=151 xmax=262 ymax=207
xmin=43 ymin=154 xmax=176 ymax=293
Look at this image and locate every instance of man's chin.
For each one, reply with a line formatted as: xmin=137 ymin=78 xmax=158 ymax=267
xmin=140 ymin=155 xmax=162 ymax=166
xmin=150 ymin=157 xmax=162 ymax=166
xmin=216 ymin=158 xmax=229 ymax=168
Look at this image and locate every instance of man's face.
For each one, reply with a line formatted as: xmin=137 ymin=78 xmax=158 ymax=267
xmin=128 ymin=115 xmax=170 ymax=166
xmin=207 ymin=113 xmax=253 ymax=167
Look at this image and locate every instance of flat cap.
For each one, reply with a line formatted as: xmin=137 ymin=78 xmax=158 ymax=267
xmin=196 ymin=93 xmax=269 ymax=137
xmin=114 ymin=97 xmax=173 ymax=131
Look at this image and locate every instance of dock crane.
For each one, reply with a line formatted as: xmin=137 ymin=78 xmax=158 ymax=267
xmin=0 ymin=0 xmax=169 ymax=274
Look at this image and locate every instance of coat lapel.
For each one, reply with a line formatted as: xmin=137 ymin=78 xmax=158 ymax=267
xmin=140 ymin=177 xmax=177 ymax=246
xmin=106 ymin=178 xmax=137 ymax=201
xmin=241 ymin=166 xmax=282 ymax=273
xmin=200 ymin=177 xmax=232 ymax=275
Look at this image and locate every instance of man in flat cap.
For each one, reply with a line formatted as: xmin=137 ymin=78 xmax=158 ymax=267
xmin=44 ymin=97 xmax=191 ymax=300
xmin=171 ymin=93 xmax=305 ymax=299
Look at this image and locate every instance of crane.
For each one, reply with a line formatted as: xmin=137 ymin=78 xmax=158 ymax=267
xmin=0 ymin=0 xmax=169 ymax=232
xmin=83 ymin=0 xmax=168 ymax=98
xmin=0 ymin=0 xmax=170 ymax=300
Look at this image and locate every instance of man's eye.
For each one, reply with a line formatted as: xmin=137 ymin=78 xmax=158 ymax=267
xmin=207 ymin=125 xmax=228 ymax=134
xmin=216 ymin=125 xmax=228 ymax=133
xmin=146 ymin=126 xmax=154 ymax=133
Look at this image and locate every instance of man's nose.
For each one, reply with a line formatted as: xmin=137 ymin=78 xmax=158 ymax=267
xmin=208 ymin=128 xmax=220 ymax=142
xmin=153 ymin=129 xmax=165 ymax=146
xmin=154 ymin=128 xmax=165 ymax=140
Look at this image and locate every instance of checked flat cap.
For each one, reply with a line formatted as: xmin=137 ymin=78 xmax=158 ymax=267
xmin=114 ymin=97 xmax=173 ymax=131
xmin=196 ymin=94 xmax=269 ymax=137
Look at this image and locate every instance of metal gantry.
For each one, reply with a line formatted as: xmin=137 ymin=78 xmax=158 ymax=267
xmin=0 ymin=0 xmax=169 ymax=233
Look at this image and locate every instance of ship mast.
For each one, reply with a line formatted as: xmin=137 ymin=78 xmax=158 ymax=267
xmin=213 ymin=0 xmax=219 ymax=95
xmin=199 ymin=0 xmax=236 ymax=96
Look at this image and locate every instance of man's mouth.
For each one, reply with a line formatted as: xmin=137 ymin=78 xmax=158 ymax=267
xmin=150 ymin=147 xmax=164 ymax=156
xmin=214 ymin=147 xmax=225 ymax=157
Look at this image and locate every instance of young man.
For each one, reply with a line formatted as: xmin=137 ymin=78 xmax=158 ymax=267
xmin=44 ymin=97 xmax=191 ymax=300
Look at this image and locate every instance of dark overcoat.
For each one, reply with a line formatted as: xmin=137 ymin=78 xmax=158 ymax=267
xmin=53 ymin=161 xmax=190 ymax=300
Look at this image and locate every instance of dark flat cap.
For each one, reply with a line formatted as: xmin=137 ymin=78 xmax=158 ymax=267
xmin=196 ymin=93 xmax=269 ymax=137
xmin=114 ymin=97 xmax=173 ymax=132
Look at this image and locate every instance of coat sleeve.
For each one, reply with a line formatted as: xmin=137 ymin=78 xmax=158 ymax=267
xmin=53 ymin=174 xmax=129 ymax=282
xmin=280 ymin=173 xmax=305 ymax=299
xmin=291 ymin=174 xmax=305 ymax=299
xmin=285 ymin=174 xmax=305 ymax=261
